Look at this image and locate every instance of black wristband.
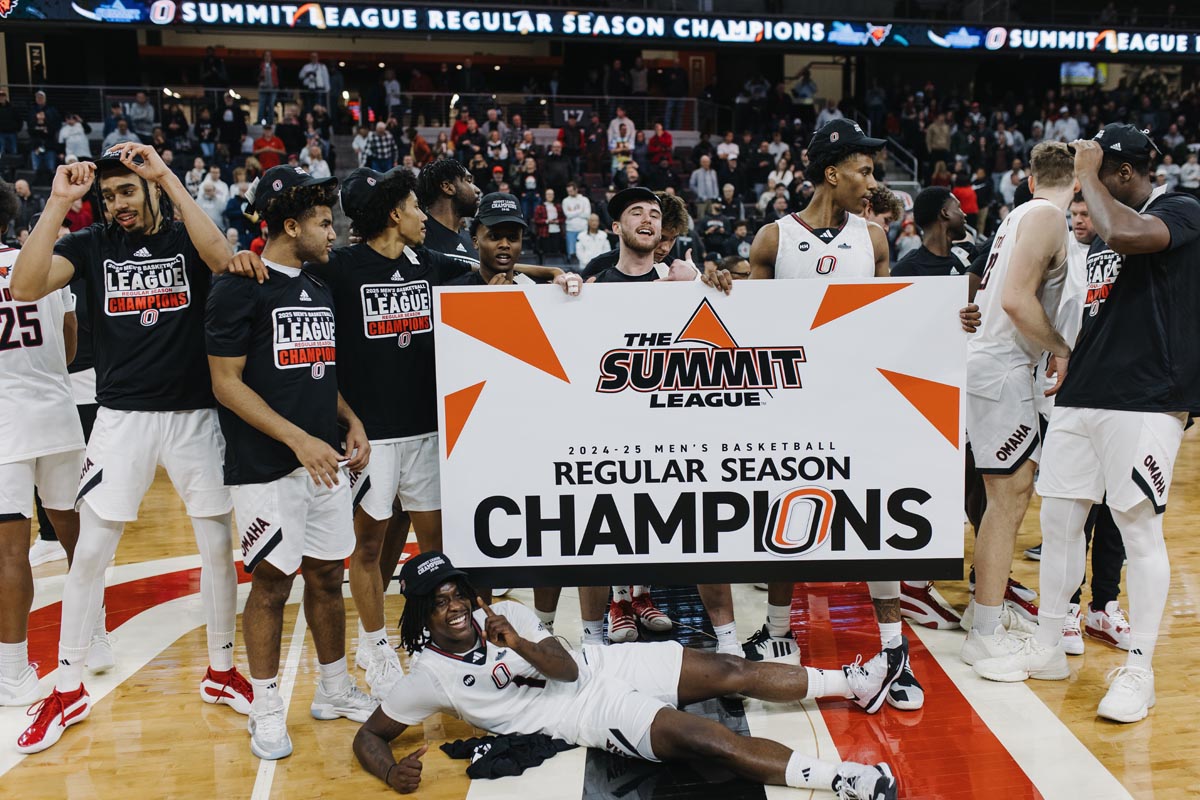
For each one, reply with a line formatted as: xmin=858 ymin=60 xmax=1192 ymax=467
xmin=385 ymin=762 xmax=398 ymax=786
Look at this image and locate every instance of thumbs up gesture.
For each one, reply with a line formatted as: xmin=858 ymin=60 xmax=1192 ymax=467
xmin=387 ymin=744 xmax=428 ymax=793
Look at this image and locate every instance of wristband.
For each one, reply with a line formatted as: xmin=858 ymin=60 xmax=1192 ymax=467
xmin=385 ymin=762 xmax=398 ymax=786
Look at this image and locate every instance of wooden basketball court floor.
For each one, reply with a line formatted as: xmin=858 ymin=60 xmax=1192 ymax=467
xmin=3 ymin=434 xmax=1199 ymax=799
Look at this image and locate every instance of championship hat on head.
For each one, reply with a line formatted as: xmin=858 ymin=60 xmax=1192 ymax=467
xmin=806 ymin=118 xmax=887 ymax=165
xmin=250 ymin=164 xmax=337 ymax=213
xmin=92 ymin=145 xmax=146 ymax=173
xmin=339 ymin=166 xmax=400 ymax=220
xmin=476 ymin=192 xmax=527 ymax=229
xmin=607 ymin=186 xmax=660 ymax=222
xmin=398 ymin=551 xmax=469 ymax=598
xmin=1092 ymin=123 xmax=1160 ymax=162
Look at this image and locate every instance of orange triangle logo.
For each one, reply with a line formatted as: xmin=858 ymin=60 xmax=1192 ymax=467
xmin=444 ymin=381 xmax=486 ymax=459
xmin=878 ymin=368 xmax=960 ymax=448
xmin=441 ymin=291 xmax=570 ymax=383
xmin=676 ymin=298 xmax=737 ymax=348
xmin=810 ymin=283 xmax=911 ymax=330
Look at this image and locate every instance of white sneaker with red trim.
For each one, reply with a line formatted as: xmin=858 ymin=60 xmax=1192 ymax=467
xmin=631 ymin=593 xmax=673 ymax=632
xmin=16 ymin=686 xmax=91 ymax=753
xmin=1062 ymin=604 xmax=1085 ymax=656
xmin=607 ymin=600 xmax=638 ymax=643
xmin=0 ymin=664 xmax=40 ymax=707
xmin=900 ymin=581 xmax=961 ymax=629
xmin=1086 ymin=601 xmax=1132 ymax=650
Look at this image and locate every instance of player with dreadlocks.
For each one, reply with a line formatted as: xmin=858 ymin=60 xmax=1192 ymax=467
xmin=11 ymin=143 xmax=264 ymax=753
xmin=355 ymin=551 xmax=906 ymax=799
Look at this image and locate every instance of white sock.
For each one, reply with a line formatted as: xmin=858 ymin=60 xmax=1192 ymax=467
xmin=784 ymin=750 xmax=838 ymax=790
xmin=803 ymin=666 xmax=851 ymax=699
xmin=207 ymin=630 xmax=236 ymax=672
xmin=612 ymin=586 xmax=631 ymax=602
xmin=363 ymin=626 xmax=389 ymax=649
xmin=0 ymin=640 xmax=28 ymax=680
xmin=250 ymin=674 xmax=279 ymax=700
xmin=533 ymin=608 xmax=557 ymax=628
xmin=766 ymin=603 xmax=791 ymax=638
xmin=878 ymin=621 xmax=902 ymax=649
xmin=972 ymin=602 xmax=1002 ymax=635
xmin=316 ymin=662 xmax=350 ymax=690
xmin=631 ymin=585 xmax=648 ymax=597
xmin=713 ymin=621 xmax=739 ymax=653
xmin=581 ymin=619 xmax=604 ymax=645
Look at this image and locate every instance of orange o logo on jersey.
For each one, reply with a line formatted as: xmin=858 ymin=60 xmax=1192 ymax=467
xmin=761 ymin=486 xmax=836 ymax=557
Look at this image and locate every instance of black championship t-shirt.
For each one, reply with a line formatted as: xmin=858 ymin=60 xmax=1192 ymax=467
xmin=891 ymin=243 xmax=975 ymax=276
xmin=589 ymin=265 xmax=659 ymax=283
xmin=1057 ymin=191 xmax=1200 ymax=413
xmin=581 ymin=242 xmax=693 ymax=280
xmin=55 ymin=221 xmax=214 ymax=410
xmin=308 ymin=244 xmax=468 ymax=441
xmin=205 ymin=265 xmax=339 ymax=485
xmin=447 ymin=271 xmax=487 ymax=286
xmin=422 ymin=215 xmax=479 ymax=270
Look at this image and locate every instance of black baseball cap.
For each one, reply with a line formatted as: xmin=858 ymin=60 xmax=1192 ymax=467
xmin=398 ymin=551 xmax=469 ymax=598
xmin=476 ymin=192 xmax=527 ymax=229
xmin=251 ymin=164 xmax=337 ymax=213
xmin=807 ymin=119 xmax=886 ymax=165
xmin=608 ymin=186 xmax=660 ymax=222
xmin=339 ymin=166 xmax=405 ymax=220
xmin=92 ymin=145 xmax=146 ymax=173
xmin=1092 ymin=123 xmax=1160 ymax=162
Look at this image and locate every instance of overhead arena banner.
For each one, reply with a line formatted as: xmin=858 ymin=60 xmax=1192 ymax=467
xmin=434 ymin=279 xmax=966 ymax=587
xmin=4 ymin=0 xmax=1200 ymax=56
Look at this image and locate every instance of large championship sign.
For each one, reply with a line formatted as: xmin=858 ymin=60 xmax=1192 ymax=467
xmin=435 ymin=280 xmax=965 ymax=587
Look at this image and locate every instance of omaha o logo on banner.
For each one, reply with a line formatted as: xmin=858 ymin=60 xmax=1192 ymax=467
xmin=761 ymin=486 xmax=835 ymax=556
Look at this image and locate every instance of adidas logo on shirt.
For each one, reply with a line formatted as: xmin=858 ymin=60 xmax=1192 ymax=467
xmin=391 ymin=270 xmax=402 ymax=281
xmin=456 ymin=243 xmax=467 ymax=252
xmin=299 ymin=290 xmax=312 ymax=302
xmin=819 ymin=230 xmax=834 ymax=239
xmin=133 ymin=247 xmax=151 ymax=257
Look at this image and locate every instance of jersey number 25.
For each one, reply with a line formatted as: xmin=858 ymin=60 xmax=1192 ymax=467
xmin=0 ymin=305 xmax=44 ymax=350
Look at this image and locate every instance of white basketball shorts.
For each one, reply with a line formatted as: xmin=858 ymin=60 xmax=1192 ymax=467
xmin=232 ymin=468 xmax=355 ymax=574
xmin=351 ymin=433 xmax=441 ymax=518
xmin=0 ymin=450 xmax=86 ymax=519
xmin=966 ymin=361 xmax=1040 ymax=473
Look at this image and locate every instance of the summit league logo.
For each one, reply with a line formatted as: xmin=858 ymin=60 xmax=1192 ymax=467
xmin=595 ymin=298 xmax=806 ymax=409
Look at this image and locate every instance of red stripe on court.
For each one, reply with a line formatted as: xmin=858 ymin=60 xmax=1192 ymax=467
xmin=793 ymin=583 xmax=1043 ymax=800
xmin=27 ymin=544 xmax=422 ymax=678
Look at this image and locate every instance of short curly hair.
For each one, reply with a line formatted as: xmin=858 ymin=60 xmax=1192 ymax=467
xmin=656 ymin=191 xmax=689 ymax=237
xmin=868 ymin=187 xmax=904 ymax=222
xmin=350 ymin=170 xmax=419 ymax=241
xmin=260 ymin=183 xmax=340 ymax=237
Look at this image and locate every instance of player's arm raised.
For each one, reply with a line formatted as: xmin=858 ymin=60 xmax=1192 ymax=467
xmin=353 ymin=709 xmax=426 ymax=794
xmin=748 ymin=222 xmax=778 ymax=280
xmin=1000 ymin=206 xmax=1072 ymax=390
xmin=1072 ymin=138 xmax=1171 ymax=256
xmin=10 ymin=164 xmax=92 ymax=301
xmin=478 ymin=597 xmax=579 ymax=682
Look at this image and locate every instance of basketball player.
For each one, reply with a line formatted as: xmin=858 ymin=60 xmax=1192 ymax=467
xmin=1029 ymin=192 xmax=1130 ymax=656
xmin=0 ymin=184 xmax=84 ymax=707
xmin=207 ymin=166 xmax=378 ymax=760
xmin=958 ymin=141 xmax=1076 ymax=669
xmin=11 ymin=145 xmax=254 ymax=753
xmin=579 ymin=188 xmax=736 ymax=651
xmin=747 ymin=119 xmax=980 ymax=711
xmin=974 ymin=125 xmax=1200 ymax=723
xmin=354 ymin=551 xmax=905 ymax=800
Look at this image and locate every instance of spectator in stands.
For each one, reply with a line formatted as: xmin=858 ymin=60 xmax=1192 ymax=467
xmin=410 ymin=128 xmax=432 ymax=167
xmin=894 ymin=220 xmax=922 ymax=260
xmin=28 ymin=111 xmax=56 ymax=182
xmin=1180 ymin=152 xmax=1200 ymax=197
xmin=455 ymin=57 xmax=484 ymax=111
xmin=250 ymin=124 xmax=285 ymax=171
xmin=306 ymin=144 xmax=331 ymax=180
xmin=562 ymin=181 xmax=591 ymax=262
xmin=718 ymin=156 xmax=747 ymax=201
xmin=195 ymin=181 xmax=226 ymax=230
xmin=614 ymin=162 xmax=641 ymax=191
xmin=647 ymin=122 xmax=673 ymax=168
xmin=815 ymin=98 xmax=843 ymax=129
xmin=351 ymin=125 xmax=370 ymax=167
xmin=57 ymin=115 xmax=92 ymax=163
xmin=747 ymin=141 xmax=774 ymax=195
xmin=102 ymin=101 xmax=125 ymax=136
xmin=970 ymin=166 xmax=995 ymax=235
xmin=185 ymin=157 xmax=206 ymax=197
xmin=926 ymin=112 xmax=951 ymax=171
xmin=504 ymin=112 xmax=527 ymax=150
xmin=273 ymin=106 xmax=305 ymax=158
xmin=467 ymin=153 xmax=491 ymax=189
xmin=27 ymin=91 xmax=61 ymax=142
xmin=716 ymin=131 xmax=739 ymax=164
xmin=481 ymin=108 xmax=507 ymax=142
xmin=365 ymin=121 xmax=398 ymax=171
xmin=1161 ymin=122 xmax=1185 ymax=155
xmin=216 ymin=93 xmax=247 ymax=156
xmin=484 ymin=165 xmax=506 ymax=194
xmin=632 ymin=131 xmax=649 ymax=169
xmin=606 ymin=106 xmax=636 ymax=145
xmin=162 ymin=103 xmax=191 ymax=154
xmin=689 ymin=154 xmax=720 ymax=216
xmin=518 ymin=157 xmax=544 ymax=221
xmin=768 ymin=154 xmax=795 ymax=192
xmin=558 ymin=116 xmax=585 ymax=171
xmin=609 ymin=121 xmax=634 ymax=176
xmin=1156 ymin=154 xmax=1181 ymax=192
xmin=719 ymin=183 xmax=747 ymax=222
xmin=542 ymin=140 xmax=573 ymax=197
xmin=303 ymin=112 xmax=329 ymax=159
xmin=200 ymin=45 xmax=229 ymax=106
xmin=126 ymin=91 xmax=156 ymax=144
xmin=1049 ymin=105 xmax=1079 ymax=142
xmin=299 ymin=51 xmax=330 ymax=112
xmin=662 ymin=60 xmax=689 ymax=131
xmin=574 ymin=212 xmax=610 ymax=266
xmin=450 ymin=107 xmax=471 ymax=143
xmin=585 ymin=112 xmax=608 ymax=173
xmin=484 ymin=129 xmax=508 ymax=167
xmin=64 ymin=197 xmax=93 ymax=232
xmin=224 ymin=181 xmax=253 ymax=248
xmin=951 ymin=172 xmax=979 ymax=230
xmin=381 ymin=68 xmax=403 ymax=120
xmin=998 ymin=166 xmax=1025 ymax=208
xmin=0 ymin=88 xmax=20 ymax=156
xmin=456 ymin=118 xmax=486 ymax=165
xmin=765 ymin=194 xmax=791 ymax=222
xmin=205 ymin=165 xmax=230 ymax=203
xmin=409 ymin=68 xmax=434 ymax=126
xmin=12 ymin=180 xmax=42 ymax=232
xmin=190 ymin=107 xmax=214 ymax=160
xmin=249 ymin=51 xmax=277 ymax=124
xmin=533 ymin=188 xmax=565 ymax=259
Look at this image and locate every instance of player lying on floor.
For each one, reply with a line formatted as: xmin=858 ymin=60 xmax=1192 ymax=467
xmin=353 ymin=552 xmax=907 ymax=799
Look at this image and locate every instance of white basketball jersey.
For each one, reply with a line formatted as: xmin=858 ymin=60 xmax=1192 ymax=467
xmin=773 ymin=212 xmax=876 ymax=279
xmin=0 ymin=247 xmax=85 ymax=464
xmin=968 ymin=199 xmax=1068 ymax=371
xmin=1056 ymin=236 xmax=1091 ymax=349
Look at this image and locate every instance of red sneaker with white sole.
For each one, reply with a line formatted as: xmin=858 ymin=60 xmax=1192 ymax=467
xmin=1004 ymin=579 xmax=1039 ymax=622
xmin=607 ymin=600 xmax=638 ymax=643
xmin=201 ymin=667 xmax=254 ymax=715
xmin=16 ymin=686 xmax=91 ymax=754
xmin=631 ymin=593 xmax=673 ymax=632
xmin=900 ymin=581 xmax=961 ymax=629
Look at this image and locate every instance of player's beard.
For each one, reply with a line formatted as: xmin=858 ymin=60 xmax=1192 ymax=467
xmin=619 ymin=226 xmax=657 ymax=255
